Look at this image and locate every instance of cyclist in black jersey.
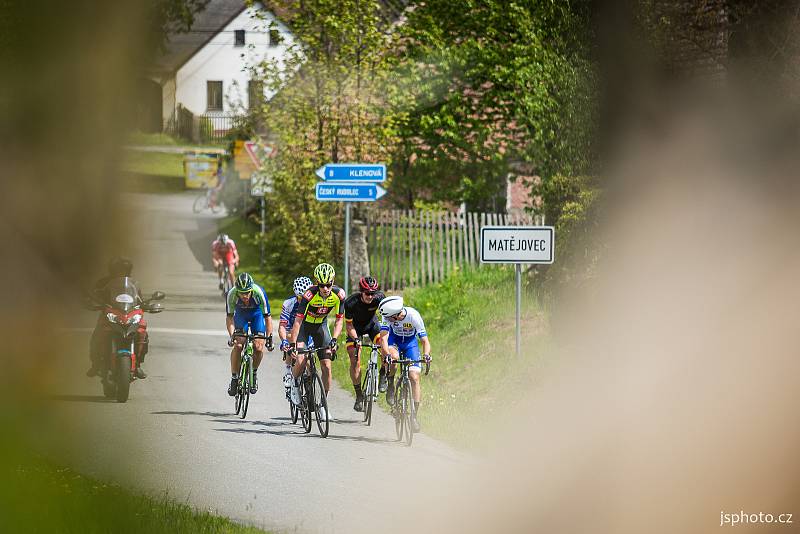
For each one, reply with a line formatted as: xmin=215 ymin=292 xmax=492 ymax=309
xmin=344 ymin=276 xmax=391 ymax=412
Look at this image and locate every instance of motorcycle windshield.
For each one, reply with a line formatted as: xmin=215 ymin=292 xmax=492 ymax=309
xmin=104 ymin=277 xmax=140 ymax=313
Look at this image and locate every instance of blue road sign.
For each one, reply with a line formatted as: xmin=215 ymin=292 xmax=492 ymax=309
xmin=315 ymin=182 xmax=387 ymax=202
xmin=315 ymin=163 xmax=386 ymax=183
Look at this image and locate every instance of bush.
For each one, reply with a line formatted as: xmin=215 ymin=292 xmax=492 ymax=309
xmin=535 ymin=174 xmax=603 ymax=294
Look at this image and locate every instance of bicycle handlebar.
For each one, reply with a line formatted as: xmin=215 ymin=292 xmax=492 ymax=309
xmin=392 ymin=357 xmax=432 ymax=376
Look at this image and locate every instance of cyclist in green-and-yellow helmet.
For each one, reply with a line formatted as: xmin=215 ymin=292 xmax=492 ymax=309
xmin=287 ymin=262 xmax=345 ymax=421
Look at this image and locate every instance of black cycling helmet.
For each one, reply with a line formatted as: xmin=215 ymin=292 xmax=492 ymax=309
xmin=108 ymin=257 xmax=133 ymax=277
xmin=359 ymin=276 xmax=380 ymax=293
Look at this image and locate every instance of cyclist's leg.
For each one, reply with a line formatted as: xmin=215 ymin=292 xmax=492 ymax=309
xmin=346 ymin=332 xmax=362 ymax=392
xmin=385 ymin=333 xmax=400 ymax=404
xmin=316 ymin=324 xmax=333 ymax=394
xmin=230 ymin=311 xmax=248 ymax=375
xmin=405 ymin=339 xmax=423 ymax=403
xmin=292 ymin=323 xmax=311 ymax=379
xmin=251 ymin=312 xmax=266 ymax=370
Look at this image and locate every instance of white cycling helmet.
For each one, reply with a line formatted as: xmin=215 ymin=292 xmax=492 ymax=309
xmin=292 ymin=276 xmax=313 ymax=298
xmin=379 ymin=295 xmax=404 ymax=317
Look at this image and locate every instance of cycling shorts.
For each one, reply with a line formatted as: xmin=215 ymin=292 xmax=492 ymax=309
xmin=387 ymin=332 xmax=421 ymax=372
xmin=233 ymin=308 xmax=266 ymax=336
xmin=298 ymin=321 xmax=333 ymax=360
xmin=346 ymin=320 xmax=381 ymax=348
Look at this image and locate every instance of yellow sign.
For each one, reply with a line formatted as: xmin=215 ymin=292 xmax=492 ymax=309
xmin=184 ymin=154 xmax=220 ymax=189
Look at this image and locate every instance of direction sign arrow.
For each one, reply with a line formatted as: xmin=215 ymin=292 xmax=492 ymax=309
xmin=315 ymin=163 xmax=386 ymax=183
xmin=315 ymin=182 xmax=387 ymax=202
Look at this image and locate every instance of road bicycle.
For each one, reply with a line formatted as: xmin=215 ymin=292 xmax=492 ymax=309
xmin=356 ymin=338 xmax=383 ymax=426
xmin=391 ymin=356 xmax=431 ymax=446
xmin=284 ymin=338 xmax=315 ymax=426
xmin=219 ymin=258 xmax=233 ymax=298
xmin=290 ymin=345 xmax=331 ymax=438
xmin=192 ymin=187 xmax=222 ymax=214
xmin=232 ymin=332 xmax=263 ymax=420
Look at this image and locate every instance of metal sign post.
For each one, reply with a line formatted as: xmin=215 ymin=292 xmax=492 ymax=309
xmin=315 ymin=163 xmax=387 ymax=295
xmin=344 ymin=202 xmax=351 ymax=295
xmin=480 ymin=226 xmax=555 ymax=357
xmin=260 ymin=197 xmax=266 ymax=268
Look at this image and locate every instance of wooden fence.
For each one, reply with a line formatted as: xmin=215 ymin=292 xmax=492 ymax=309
xmin=364 ymin=209 xmax=541 ymax=291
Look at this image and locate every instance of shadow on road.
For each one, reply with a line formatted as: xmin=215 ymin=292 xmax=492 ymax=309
xmin=47 ymin=394 xmax=114 ymax=403
xmin=151 ymin=410 xmax=233 ymax=417
xmin=183 ymin=215 xmax=220 ymax=272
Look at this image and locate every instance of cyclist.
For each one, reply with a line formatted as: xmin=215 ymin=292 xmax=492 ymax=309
xmin=226 ymin=272 xmax=273 ymax=396
xmin=278 ymin=276 xmax=313 ymax=396
xmin=87 ymin=257 xmax=150 ymax=379
xmin=344 ymin=276 xmax=390 ymax=412
xmin=379 ymin=295 xmax=431 ymax=433
xmin=212 ymin=233 xmax=239 ymax=290
xmin=288 ymin=263 xmax=346 ymax=421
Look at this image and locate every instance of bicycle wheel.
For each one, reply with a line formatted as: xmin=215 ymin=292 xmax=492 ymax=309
xmin=400 ymin=380 xmax=414 ymax=445
xmin=362 ymin=366 xmax=374 ymax=424
xmin=239 ymin=359 xmax=250 ymax=420
xmin=394 ymin=380 xmax=404 ymax=441
xmin=312 ymin=373 xmax=329 ymax=438
xmin=289 ymin=395 xmax=298 ymax=424
xmin=192 ymin=193 xmax=207 ymax=214
xmin=300 ymin=376 xmax=312 ymax=433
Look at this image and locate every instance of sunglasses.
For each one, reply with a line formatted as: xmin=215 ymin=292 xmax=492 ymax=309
xmin=240 ymin=291 xmax=253 ymax=297
xmin=388 ymin=312 xmax=403 ymax=320
xmin=361 ymin=291 xmax=376 ymax=296
xmin=319 ymin=283 xmax=333 ymax=289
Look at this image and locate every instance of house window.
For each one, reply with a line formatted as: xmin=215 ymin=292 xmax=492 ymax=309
xmin=248 ymin=80 xmax=264 ymax=111
xmin=206 ymin=81 xmax=223 ymax=111
xmin=269 ymin=28 xmax=282 ymax=47
xmin=234 ymin=29 xmax=245 ymax=46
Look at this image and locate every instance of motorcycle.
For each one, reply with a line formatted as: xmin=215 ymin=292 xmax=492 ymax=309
xmin=87 ymin=277 xmax=165 ymax=402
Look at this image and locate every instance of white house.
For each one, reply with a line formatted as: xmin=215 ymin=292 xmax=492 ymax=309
xmin=142 ymin=0 xmax=295 ymax=134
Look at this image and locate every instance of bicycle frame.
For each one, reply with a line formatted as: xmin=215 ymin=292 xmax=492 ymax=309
xmin=391 ymin=357 xmax=430 ymax=445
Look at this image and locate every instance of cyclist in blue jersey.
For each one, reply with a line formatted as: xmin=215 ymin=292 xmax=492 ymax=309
xmin=226 ymin=273 xmax=274 ymax=396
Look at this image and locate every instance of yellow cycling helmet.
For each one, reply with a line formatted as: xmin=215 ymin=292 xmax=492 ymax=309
xmin=313 ymin=263 xmax=336 ymax=284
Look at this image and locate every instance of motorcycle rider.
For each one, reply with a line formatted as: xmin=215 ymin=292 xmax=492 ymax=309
xmin=86 ymin=257 xmax=149 ymax=379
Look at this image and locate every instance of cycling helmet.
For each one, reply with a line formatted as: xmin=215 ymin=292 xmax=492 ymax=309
xmin=218 ymin=233 xmax=230 ymax=245
xmin=313 ymin=263 xmax=336 ymax=284
xmin=359 ymin=276 xmax=380 ymax=293
xmin=292 ymin=276 xmax=313 ymax=298
xmin=379 ymin=295 xmax=404 ymax=317
xmin=108 ymin=257 xmax=133 ymax=277
xmin=235 ymin=272 xmax=254 ymax=292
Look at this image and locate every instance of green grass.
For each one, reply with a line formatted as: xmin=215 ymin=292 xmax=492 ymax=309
xmin=122 ymin=150 xmax=185 ymax=178
xmin=126 ymin=131 xmax=228 ymax=149
xmin=330 ymin=266 xmax=552 ymax=451
xmin=1 ymin=450 xmax=268 ymax=533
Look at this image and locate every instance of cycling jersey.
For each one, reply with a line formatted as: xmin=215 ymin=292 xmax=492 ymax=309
xmin=295 ymin=285 xmax=346 ymax=325
xmin=212 ymin=239 xmax=238 ymax=259
xmin=226 ymin=284 xmax=270 ymax=316
xmin=343 ymin=291 xmax=385 ymax=330
xmin=279 ymin=296 xmax=300 ymax=330
xmin=380 ymin=306 xmax=427 ymax=341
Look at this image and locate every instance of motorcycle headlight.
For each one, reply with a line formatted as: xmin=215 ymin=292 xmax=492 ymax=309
xmin=106 ymin=312 xmax=119 ymax=324
xmin=126 ymin=314 xmax=142 ymax=325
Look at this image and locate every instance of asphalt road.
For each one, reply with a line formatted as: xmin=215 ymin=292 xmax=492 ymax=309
xmin=49 ymin=191 xmax=470 ymax=533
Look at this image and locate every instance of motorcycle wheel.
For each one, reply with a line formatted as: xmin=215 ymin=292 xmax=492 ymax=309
xmin=115 ymin=355 xmax=132 ymax=403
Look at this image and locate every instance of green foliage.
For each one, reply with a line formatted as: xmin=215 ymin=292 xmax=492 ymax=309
xmin=536 ymin=174 xmax=603 ymax=292
xmin=247 ymin=0 xmax=394 ymax=277
xmin=384 ymin=0 xmax=595 ymax=208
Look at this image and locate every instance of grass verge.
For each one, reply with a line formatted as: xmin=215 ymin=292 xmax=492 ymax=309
xmin=1 ymin=450 xmax=267 ymax=533
xmin=122 ymin=150 xmax=185 ymax=178
xmin=330 ymin=266 xmax=551 ymax=452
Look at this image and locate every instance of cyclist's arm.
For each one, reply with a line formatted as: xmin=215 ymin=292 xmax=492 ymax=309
xmin=420 ymin=335 xmax=431 ymax=356
xmin=332 ymin=314 xmax=344 ymax=340
xmin=225 ymin=314 xmax=235 ymax=338
xmin=279 ymin=322 xmax=288 ymax=341
xmin=379 ymin=321 xmax=392 ymax=357
xmin=331 ymin=287 xmax=346 ymax=339
xmin=231 ymin=243 xmax=239 ymax=263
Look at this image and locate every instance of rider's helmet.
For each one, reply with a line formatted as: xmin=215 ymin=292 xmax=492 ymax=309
xmin=218 ymin=233 xmax=230 ymax=245
xmin=108 ymin=257 xmax=133 ymax=277
xmin=292 ymin=276 xmax=313 ymax=298
xmin=378 ymin=295 xmax=404 ymax=318
xmin=235 ymin=272 xmax=254 ymax=292
xmin=313 ymin=263 xmax=336 ymax=285
xmin=359 ymin=276 xmax=380 ymax=293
